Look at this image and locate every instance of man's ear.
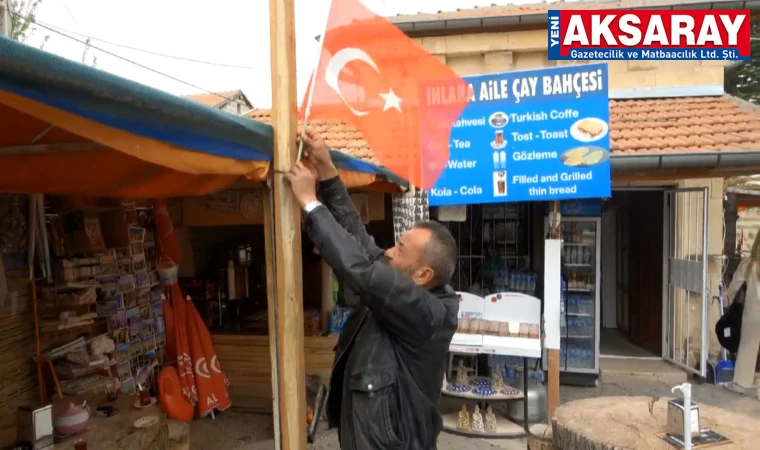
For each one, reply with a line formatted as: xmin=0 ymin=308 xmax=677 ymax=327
xmin=413 ymin=266 xmax=435 ymax=286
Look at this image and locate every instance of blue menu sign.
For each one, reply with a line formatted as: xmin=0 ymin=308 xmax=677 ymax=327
xmin=427 ymin=63 xmax=610 ymax=207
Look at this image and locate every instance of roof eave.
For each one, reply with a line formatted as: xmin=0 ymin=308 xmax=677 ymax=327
xmin=391 ymin=0 xmax=760 ymax=34
xmin=611 ymin=150 xmax=760 ymax=172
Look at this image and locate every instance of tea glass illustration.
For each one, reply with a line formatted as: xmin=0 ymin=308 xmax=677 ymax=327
xmin=495 ymin=131 xmax=505 ymax=145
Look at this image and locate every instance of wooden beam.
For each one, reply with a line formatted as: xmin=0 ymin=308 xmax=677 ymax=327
xmin=268 ymin=0 xmax=307 ymax=448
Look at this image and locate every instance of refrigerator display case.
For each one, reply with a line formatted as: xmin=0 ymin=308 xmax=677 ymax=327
xmin=544 ymin=216 xmax=601 ymax=384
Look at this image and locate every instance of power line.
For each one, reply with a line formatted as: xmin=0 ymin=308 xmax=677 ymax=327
xmin=35 ymin=19 xmax=270 ymax=70
xmin=17 ymin=16 xmax=252 ymax=108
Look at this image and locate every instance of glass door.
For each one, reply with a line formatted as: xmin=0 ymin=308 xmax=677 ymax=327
xmin=560 ymin=218 xmax=599 ymax=373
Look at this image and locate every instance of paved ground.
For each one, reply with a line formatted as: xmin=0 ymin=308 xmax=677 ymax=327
xmin=189 ymin=375 xmax=760 ymax=450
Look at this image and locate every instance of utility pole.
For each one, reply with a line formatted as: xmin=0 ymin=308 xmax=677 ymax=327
xmin=268 ymin=0 xmax=307 ymax=449
xmin=0 ymin=0 xmax=11 ymax=38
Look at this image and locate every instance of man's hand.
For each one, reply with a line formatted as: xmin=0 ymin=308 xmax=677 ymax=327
xmin=299 ymin=130 xmax=338 ymax=180
xmin=284 ymin=162 xmax=318 ymax=208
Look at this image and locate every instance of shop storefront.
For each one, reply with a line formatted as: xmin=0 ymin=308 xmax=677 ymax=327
xmin=390 ymin=0 xmax=760 ymax=386
xmin=0 ymin=35 xmax=403 ymax=446
xmin=395 ymin=63 xmax=611 ymax=436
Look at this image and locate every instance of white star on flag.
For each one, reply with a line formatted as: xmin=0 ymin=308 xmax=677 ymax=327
xmin=380 ymin=88 xmax=403 ymax=112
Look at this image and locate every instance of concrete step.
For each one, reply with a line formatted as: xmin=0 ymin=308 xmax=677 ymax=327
xmin=600 ymin=358 xmax=688 ymax=384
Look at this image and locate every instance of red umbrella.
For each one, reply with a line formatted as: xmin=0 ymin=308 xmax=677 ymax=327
xmin=153 ymin=199 xmax=231 ymax=415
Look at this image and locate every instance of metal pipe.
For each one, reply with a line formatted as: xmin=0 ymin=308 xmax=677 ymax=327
xmin=672 ymin=383 xmax=693 ymax=450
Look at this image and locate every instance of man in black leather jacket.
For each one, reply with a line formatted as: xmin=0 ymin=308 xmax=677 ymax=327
xmin=284 ymin=132 xmax=460 ymax=450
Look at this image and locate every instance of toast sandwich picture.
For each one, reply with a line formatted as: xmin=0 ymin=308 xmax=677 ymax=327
xmin=570 ymin=117 xmax=609 ymax=143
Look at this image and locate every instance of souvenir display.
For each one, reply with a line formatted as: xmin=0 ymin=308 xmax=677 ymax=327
xmin=446 ymin=383 xmax=471 ymax=393
xmin=456 ymin=404 xmax=470 ymax=431
xmin=491 ymin=369 xmax=505 ymax=390
xmin=501 ymin=387 xmax=521 ymax=396
xmin=454 ymin=360 xmax=475 ymax=386
xmin=392 ymin=190 xmax=429 ymax=244
xmin=473 ymin=385 xmax=496 ymax=396
xmin=484 ymin=405 xmax=498 ymax=433
xmin=471 ymin=378 xmax=491 ymax=388
xmin=470 ymin=405 xmax=485 ymax=433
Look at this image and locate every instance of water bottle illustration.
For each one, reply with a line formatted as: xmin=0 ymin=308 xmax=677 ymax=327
xmin=499 ymin=150 xmax=507 ymax=169
xmin=493 ymin=150 xmax=500 ymax=169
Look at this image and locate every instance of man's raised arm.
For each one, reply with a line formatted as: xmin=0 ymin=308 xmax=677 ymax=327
xmin=285 ymin=162 xmax=447 ymax=347
xmin=300 ymin=131 xmax=383 ymax=259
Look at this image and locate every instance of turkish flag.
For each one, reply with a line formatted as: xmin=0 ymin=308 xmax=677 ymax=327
xmin=303 ymin=0 xmax=469 ymax=190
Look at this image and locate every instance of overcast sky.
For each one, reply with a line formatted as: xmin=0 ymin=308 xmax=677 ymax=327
xmin=24 ymin=0 xmax=546 ymax=108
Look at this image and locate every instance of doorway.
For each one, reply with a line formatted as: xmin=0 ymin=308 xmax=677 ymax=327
xmin=601 ymin=190 xmax=664 ymax=357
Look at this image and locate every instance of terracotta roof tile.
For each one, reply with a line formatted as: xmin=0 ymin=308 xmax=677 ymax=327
xmin=182 ymin=90 xmax=244 ymax=107
xmin=247 ymin=96 xmax=760 ymax=166
xmin=247 ymin=110 xmax=380 ymax=165
xmin=389 ymin=0 xmax=700 ymax=23
xmin=610 ymin=96 xmax=760 ymax=154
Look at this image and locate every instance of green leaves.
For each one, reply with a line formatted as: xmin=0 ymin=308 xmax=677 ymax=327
xmin=9 ymin=0 xmax=43 ymax=42
xmin=725 ymin=12 xmax=760 ymax=104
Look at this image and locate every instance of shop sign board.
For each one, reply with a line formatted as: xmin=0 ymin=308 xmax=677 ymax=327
xmin=427 ymin=63 xmax=610 ymax=207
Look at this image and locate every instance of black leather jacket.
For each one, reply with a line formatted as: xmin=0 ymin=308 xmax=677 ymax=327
xmin=305 ymin=176 xmax=459 ymax=450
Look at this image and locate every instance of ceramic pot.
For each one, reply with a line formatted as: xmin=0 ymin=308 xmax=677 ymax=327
xmin=54 ymin=403 xmax=89 ymax=437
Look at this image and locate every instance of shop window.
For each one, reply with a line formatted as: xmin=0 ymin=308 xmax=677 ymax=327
xmin=436 ymin=203 xmax=532 ymax=296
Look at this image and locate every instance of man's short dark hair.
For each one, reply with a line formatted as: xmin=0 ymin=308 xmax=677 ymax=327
xmin=413 ymin=221 xmax=458 ymax=288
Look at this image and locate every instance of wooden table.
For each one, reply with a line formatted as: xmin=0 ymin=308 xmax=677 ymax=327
xmin=54 ymin=394 xmax=168 ymax=450
xmin=552 ymin=396 xmax=760 ymax=450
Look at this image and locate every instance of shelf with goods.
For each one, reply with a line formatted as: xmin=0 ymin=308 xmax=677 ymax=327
xmin=437 ymin=203 xmax=535 ymax=297
xmin=441 ymin=353 xmax=537 ymax=438
xmin=43 ymin=203 xmax=166 ymax=397
xmin=440 ymin=292 xmax=542 ymax=438
xmin=547 ymin=216 xmax=601 ymax=378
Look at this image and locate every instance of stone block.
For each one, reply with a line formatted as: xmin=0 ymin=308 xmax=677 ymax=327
xmin=513 ymin=51 xmax=550 ymax=70
xmin=433 ymin=36 xmax=447 ymax=55
xmin=701 ymin=59 xmax=729 ymax=67
xmin=447 ymin=54 xmax=485 ymax=76
xmin=443 ymin=35 xmax=463 ymax=54
xmin=484 ymin=51 xmax=513 ymax=72
xmin=708 ymin=196 xmax=724 ymax=255
xmin=419 ymin=37 xmax=437 ymax=53
xmin=556 ymin=59 xmax=589 ymax=66
xmin=710 ymin=178 xmax=724 ymax=199
xmin=505 ymin=29 xmax=547 ymax=51
xmin=656 ymin=65 xmax=723 ymax=87
xmin=610 ymin=71 xmax=656 ymax=89
xmin=607 ymin=60 xmax=629 ymax=73
xmin=627 ymin=60 xmax=659 ymax=71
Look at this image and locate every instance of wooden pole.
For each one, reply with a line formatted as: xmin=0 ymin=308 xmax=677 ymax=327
xmin=262 ymin=192 xmax=281 ymax=450
xmin=268 ymin=0 xmax=307 ymax=448
xmin=28 ymin=196 xmax=45 ymax=404
xmin=0 ymin=0 xmax=11 ymax=38
xmin=547 ymin=201 xmax=561 ymax=423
